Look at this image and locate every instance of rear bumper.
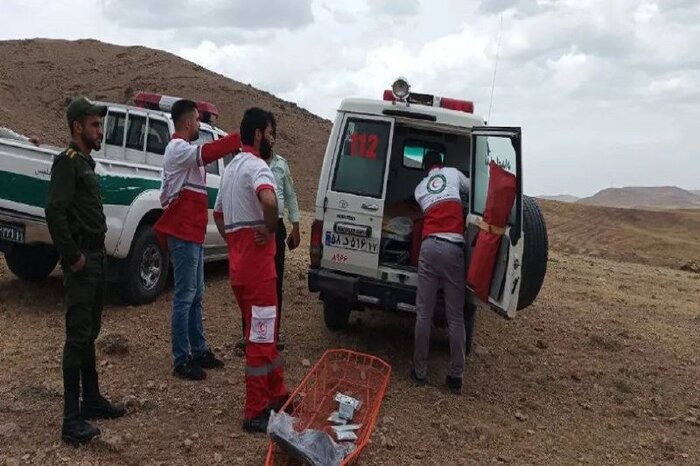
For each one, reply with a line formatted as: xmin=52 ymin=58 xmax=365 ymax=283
xmin=0 ymin=207 xmax=52 ymax=245
xmin=308 ymin=267 xmax=417 ymax=312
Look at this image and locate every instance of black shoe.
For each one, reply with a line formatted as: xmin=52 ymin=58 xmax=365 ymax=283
xmin=173 ymin=358 xmax=206 ymax=381
xmin=81 ymin=395 xmax=126 ymax=420
xmin=242 ymin=410 xmax=270 ymax=433
xmin=411 ymin=369 xmax=427 ymax=386
xmin=268 ymin=393 xmax=294 ymax=415
xmin=62 ymin=367 xmax=100 ymax=446
xmin=445 ymin=375 xmax=462 ymax=395
xmin=61 ymin=418 xmax=101 ymax=446
xmin=193 ymin=349 xmax=225 ymax=369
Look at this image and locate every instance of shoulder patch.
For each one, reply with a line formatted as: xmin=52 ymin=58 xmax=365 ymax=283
xmin=65 ymin=148 xmax=77 ymax=159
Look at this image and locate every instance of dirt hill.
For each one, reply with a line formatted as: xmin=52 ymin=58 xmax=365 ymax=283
xmin=539 ymin=198 xmax=700 ymax=269
xmin=537 ymin=194 xmax=579 ymax=203
xmin=577 ymin=186 xmax=700 ymax=210
xmin=0 ymin=38 xmax=332 ymax=209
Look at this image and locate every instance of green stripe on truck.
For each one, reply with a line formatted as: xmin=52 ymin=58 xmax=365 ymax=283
xmin=0 ymin=169 xmax=219 ymax=210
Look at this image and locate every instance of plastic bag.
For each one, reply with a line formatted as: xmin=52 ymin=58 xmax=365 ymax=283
xmin=267 ymin=411 xmax=355 ymax=466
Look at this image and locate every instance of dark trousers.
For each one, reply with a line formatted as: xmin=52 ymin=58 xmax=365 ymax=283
xmin=62 ymin=249 xmax=105 ymax=370
xmin=275 ymin=218 xmax=287 ymax=328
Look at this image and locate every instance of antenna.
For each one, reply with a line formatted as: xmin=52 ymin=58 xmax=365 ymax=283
xmin=487 ymin=15 xmax=504 ymax=123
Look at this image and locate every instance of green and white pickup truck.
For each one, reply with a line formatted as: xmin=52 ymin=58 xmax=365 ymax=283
xmin=0 ymin=97 xmax=234 ymax=304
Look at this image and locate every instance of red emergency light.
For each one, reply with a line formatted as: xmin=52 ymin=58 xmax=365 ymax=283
xmin=381 ymin=78 xmax=474 ymax=114
xmin=134 ymin=92 xmax=219 ymax=123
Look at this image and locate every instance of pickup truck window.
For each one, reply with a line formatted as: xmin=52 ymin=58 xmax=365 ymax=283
xmin=146 ymin=119 xmax=170 ymax=155
xmin=194 ymin=130 xmax=219 ymax=175
xmin=105 ymin=112 xmax=126 ymax=147
xmin=126 ymin=115 xmax=146 ymax=151
xmin=331 ymin=118 xmax=391 ymax=198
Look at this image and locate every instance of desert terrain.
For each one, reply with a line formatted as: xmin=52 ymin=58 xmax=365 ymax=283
xmin=1 ymin=205 xmax=699 ymax=465
xmin=1 ymin=39 xmax=700 ymax=465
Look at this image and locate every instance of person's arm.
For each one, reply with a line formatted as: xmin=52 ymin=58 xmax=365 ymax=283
xmin=45 ymin=157 xmax=84 ymax=270
xmin=282 ymin=161 xmax=301 ymax=249
xmin=213 ymin=189 xmax=226 ymax=239
xmin=169 ymin=132 xmax=241 ymax=170
xmin=457 ymin=170 xmax=470 ymax=194
xmin=201 ymin=132 xmax=241 ymax=165
xmin=258 ymin=189 xmax=278 ymax=234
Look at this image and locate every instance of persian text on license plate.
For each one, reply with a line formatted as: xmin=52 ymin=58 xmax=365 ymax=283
xmin=325 ymin=232 xmax=378 ymax=253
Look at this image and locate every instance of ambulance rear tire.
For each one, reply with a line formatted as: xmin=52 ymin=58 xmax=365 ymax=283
xmin=322 ymin=296 xmax=351 ymax=331
xmin=3 ymin=242 xmax=59 ymax=282
xmin=122 ymin=227 xmax=169 ymax=305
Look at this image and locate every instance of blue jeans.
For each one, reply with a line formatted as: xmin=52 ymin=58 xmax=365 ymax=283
xmin=168 ymin=237 xmax=209 ymax=367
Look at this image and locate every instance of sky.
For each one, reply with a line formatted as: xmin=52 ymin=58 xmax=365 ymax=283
xmin=1 ymin=0 xmax=699 ymax=197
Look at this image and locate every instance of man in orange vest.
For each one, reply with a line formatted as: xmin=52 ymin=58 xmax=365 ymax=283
xmin=153 ymin=99 xmax=241 ymax=380
xmin=214 ymin=107 xmax=288 ymax=433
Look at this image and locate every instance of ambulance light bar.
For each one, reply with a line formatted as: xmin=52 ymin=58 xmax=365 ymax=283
xmin=382 ymin=78 xmax=474 ymax=114
xmin=134 ymin=92 xmax=219 ymax=120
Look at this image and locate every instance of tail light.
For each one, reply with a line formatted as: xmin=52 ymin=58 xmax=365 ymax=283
xmin=310 ymin=220 xmax=323 ymax=269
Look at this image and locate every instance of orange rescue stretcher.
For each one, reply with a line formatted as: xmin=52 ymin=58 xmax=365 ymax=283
xmin=264 ymin=349 xmax=392 ymax=466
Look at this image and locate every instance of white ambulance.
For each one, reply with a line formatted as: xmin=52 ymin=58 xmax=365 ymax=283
xmin=307 ymin=78 xmax=548 ymax=353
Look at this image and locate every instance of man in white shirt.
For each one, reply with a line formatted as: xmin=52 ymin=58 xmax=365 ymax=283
xmin=412 ymin=150 xmax=470 ymax=395
xmin=214 ymin=107 xmax=288 ymax=433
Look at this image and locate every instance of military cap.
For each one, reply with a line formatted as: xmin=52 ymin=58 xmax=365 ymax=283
xmin=66 ymin=96 xmax=107 ymax=127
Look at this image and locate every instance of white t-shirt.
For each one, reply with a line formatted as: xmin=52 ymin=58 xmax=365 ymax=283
xmin=214 ymin=151 xmax=277 ymax=233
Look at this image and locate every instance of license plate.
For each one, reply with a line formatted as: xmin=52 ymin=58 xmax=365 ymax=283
xmin=325 ymin=232 xmax=378 ymax=253
xmin=0 ymin=221 xmax=25 ymax=244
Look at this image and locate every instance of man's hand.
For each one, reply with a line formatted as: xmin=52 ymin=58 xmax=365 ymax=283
xmin=254 ymin=226 xmax=274 ymax=246
xmin=287 ymin=223 xmax=301 ymax=250
xmin=28 ymin=136 xmax=41 ymax=146
xmin=70 ymin=253 xmax=86 ymax=272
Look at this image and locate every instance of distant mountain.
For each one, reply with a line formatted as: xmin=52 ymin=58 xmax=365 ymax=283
xmin=692 ymin=190 xmax=700 ymax=196
xmin=537 ymin=194 xmax=579 ymax=203
xmin=577 ymin=186 xmax=700 ymax=210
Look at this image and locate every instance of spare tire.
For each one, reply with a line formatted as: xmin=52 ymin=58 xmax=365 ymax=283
xmin=517 ymin=196 xmax=548 ymax=310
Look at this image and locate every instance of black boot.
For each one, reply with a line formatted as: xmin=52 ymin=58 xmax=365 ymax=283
xmin=80 ymin=355 xmax=126 ymax=420
xmin=62 ymin=367 xmax=101 ymax=446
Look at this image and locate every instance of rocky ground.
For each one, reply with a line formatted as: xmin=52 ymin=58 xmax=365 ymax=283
xmin=1 ymin=216 xmax=699 ymax=466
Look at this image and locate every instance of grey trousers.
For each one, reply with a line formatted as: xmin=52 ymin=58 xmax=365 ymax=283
xmin=413 ymin=236 xmax=466 ymax=380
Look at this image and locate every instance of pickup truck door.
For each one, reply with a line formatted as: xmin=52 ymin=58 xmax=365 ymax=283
xmin=466 ymin=127 xmax=523 ymax=318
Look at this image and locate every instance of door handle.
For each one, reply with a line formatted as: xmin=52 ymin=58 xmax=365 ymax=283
xmin=362 ymin=203 xmax=379 ymax=211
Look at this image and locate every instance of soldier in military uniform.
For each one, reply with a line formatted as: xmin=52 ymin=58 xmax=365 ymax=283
xmin=45 ymin=97 xmax=126 ymax=446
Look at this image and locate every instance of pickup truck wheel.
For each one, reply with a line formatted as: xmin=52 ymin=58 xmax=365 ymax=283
xmin=4 ymin=243 xmax=58 ymax=282
xmin=517 ymin=196 xmax=549 ymax=310
xmin=322 ymin=296 xmax=351 ymax=331
xmin=122 ymin=227 xmax=169 ymax=305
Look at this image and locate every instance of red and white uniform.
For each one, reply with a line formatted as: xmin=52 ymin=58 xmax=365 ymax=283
xmin=153 ymin=132 xmax=241 ymax=245
xmin=213 ymin=146 xmax=287 ymax=420
xmin=414 ymin=165 xmax=470 ymax=243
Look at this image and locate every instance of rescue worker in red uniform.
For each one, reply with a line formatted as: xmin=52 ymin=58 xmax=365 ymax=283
xmin=153 ymin=99 xmax=241 ymax=380
xmin=412 ymin=150 xmax=470 ymax=395
xmin=213 ymin=107 xmax=288 ymax=433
